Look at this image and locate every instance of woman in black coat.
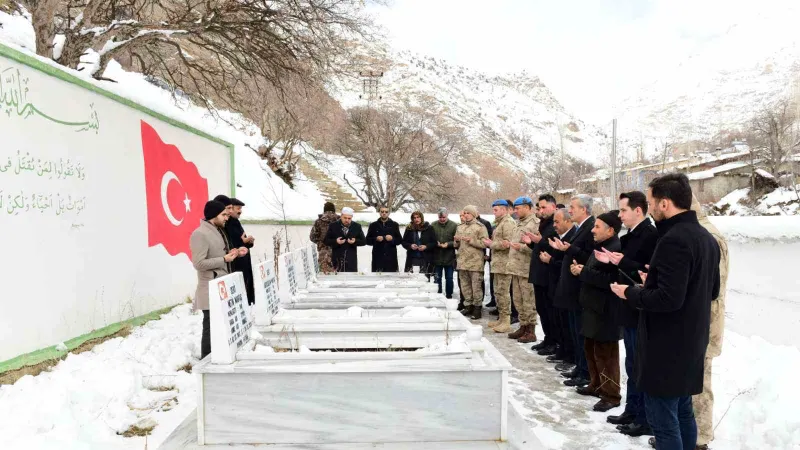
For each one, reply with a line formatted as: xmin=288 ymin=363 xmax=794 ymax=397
xmin=402 ymin=211 xmax=436 ymax=274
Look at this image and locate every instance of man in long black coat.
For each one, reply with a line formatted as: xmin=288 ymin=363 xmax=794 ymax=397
xmin=602 ymin=191 xmax=659 ymax=437
xmin=225 ymin=198 xmax=256 ymax=304
xmin=551 ymin=194 xmax=596 ymax=387
xmin=611 ymin=173 xmax=720 ymax=450
xmin=366 ymin=207 xmax=403 ymax=272
xmin=524 ymin=194 xmax=559 ymax=356
xmin=323 ymin=207 xmax=366 ymax=272
xmin=542 ymin=208 xmax=577 ymax=372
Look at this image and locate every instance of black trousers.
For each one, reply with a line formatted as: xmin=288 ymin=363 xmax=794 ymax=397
xmin=554 ymin=307 xmax=573 ymax=357
xmin=201 ymin=310 xmax=211 ymax=360
xmin=534 ymin=284 xmax=552 ymax=344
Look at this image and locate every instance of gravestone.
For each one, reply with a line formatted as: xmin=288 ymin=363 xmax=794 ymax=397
xmin=253 ymin=260 xmax=280 ymax=326
xmin=208 ymin=272 xmax=253 ymax=364
xmin=278 ymin=251 xmax=299 ymax=300
xmin=310 ymin=245 xmax=320 ymax=274
xmin=300 ymin=246 xmax=313 ymax=286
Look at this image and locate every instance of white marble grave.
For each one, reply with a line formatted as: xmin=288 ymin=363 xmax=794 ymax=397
xmin=193 ymin=331 xmax=513 ymax=446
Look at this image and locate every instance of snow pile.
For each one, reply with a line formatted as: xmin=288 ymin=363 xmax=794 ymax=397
xmin=709 ymin=216 xmax=800 ymax=243
xmin=714 ymin=185 xmax=800 ymax=217
xmin=346 ymin=306 xmax=364 ymax=317
xmin=416 ymin=333 xmax=470 ymax=353
xmin=0 ymin=304 xmax=201 ymax=449
xmin=392 ymin=306 xmax=441 ymax=319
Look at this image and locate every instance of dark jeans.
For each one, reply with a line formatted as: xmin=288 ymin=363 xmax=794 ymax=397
xmin=489 ymin=272 xmax=496 ymax=302
xmin=645 ymin=394 xmax=697 ymax=450
xmin=201 ymin=310 xmax=211 ymax=359
xmin=624 ymin=326 xmax=647 ymax=425
xmin=434 ymin=265 xmax=455 ymax=299
xmin=534 ymin=284 xmax=552 ymax=344
xmin=568 ymin=309 xmax=589 ymax=378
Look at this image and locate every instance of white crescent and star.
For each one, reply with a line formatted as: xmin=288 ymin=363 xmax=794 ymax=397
xmin=160 ymin=171 xmax=191 ymax=226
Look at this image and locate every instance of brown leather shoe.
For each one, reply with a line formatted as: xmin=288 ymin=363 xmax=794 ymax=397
xmin=517 ymin=326 xmax=537 ymax=343
xmin=508 ymin=325 xmax=528 ymax=339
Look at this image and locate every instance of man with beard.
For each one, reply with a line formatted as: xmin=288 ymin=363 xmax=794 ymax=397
xmin=402 ymin=211 xmax=436 ymax=275
xmin=598 ymin=191 xmax=659 ymax=437
xmin=611 ymin=173 xmax=721 ymax=450
xmin=224 ymin=198 xmax=256 ymax=305
xmin=324 ymin=207 xmax=366 ymax=272
xmin=190 ymin=200 xmax=245 ymax=359
xmin=523 ymin=194 xmax=559 ymax=356
xmin=366 ymin=206 xmax=403 ymax=272
xmin=572 ymin=211 xmax=623 ymax=413
xmin=431 ymin=208 xmax=458 ymax=298
xmin=310 ymin=202 xmax=339 ymax=274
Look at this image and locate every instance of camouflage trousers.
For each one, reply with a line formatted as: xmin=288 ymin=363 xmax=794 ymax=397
xmin=318 ymin=245 xmax=334 ymax=274
xmin=459 ymin=270 xmax=484 ymax=306
xmin=511 ymin=276 xmax=536 ymax=326
xmin=493 ymin=274 xmax=513 ymax=317
xmin=693 ymin=357 xmax=715 ymax=446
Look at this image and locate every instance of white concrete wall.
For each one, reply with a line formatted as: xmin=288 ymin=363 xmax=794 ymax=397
xmin=0 ymin=46 xmax=232 ymax=361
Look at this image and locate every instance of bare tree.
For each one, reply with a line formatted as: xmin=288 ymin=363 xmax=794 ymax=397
xmin=335 ymin=107 xmax=466 ymax=211
xmin=751 ymin=98 xmax=798 ymax=177
xmin=20 ymin=0 xmax=379 ymax=108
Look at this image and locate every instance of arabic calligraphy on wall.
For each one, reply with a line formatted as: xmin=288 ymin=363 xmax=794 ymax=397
xmin=1 ymin=190 xmax=86 ymax=216
xmin=1 ymin=64 xmax=100 ymax=133
xmin=0 ymin=150 xmax=86 ymax=180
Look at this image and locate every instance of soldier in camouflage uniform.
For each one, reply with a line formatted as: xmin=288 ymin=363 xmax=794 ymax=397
xmin=484 ymin=199 xmax=517 ymax=333
xmin=507 ymin=196 xmax=540 ymax=343
xmin=455 ymin=205 xmax=489 ymax=320
xmin=309 ymin=202 xmax=339 ymax=274
xmin=692 ymin=195 xmax=729 ymax=450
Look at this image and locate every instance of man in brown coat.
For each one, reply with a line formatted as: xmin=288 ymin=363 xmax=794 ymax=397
xmin=455 ymin=205 xmax=489 ymax=319
xmin=507 ymin=196 xmax=540 ymax=343
xmin=190 ymin=200 xmax=244 ymax=359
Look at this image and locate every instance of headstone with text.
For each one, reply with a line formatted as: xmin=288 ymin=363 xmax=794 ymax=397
xmin=208 ymin=272 xmax=253 ymax=364
xmin=278 ymin=250 xmax=299 ymax=300
xmin=300 ymin=247 xmax=313 ymax=287
xmin=311 ymin=245 xmax=320 ymax=274
xmin=253 ymin=260 xmax=280 ymax=326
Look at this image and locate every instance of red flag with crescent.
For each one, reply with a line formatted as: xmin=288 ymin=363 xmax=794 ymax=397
xmin=141 ymin=120 xmax=209 ymax=259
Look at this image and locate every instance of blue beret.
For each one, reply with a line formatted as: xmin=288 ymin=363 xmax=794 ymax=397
xmin=513 ymin=196 xmax=533 ymax=207
xmin=491 ymin=199 xmax=510 ymax=207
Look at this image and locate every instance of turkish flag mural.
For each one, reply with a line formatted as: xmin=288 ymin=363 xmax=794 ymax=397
xmin=141 ymin=120 xmax=209 ymax=259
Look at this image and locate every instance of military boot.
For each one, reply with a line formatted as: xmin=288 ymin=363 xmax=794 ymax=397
xmin=492 ymin=315 xmax=513 ymax=333
xmin=508 ymin=325 xmax=527 ymax=340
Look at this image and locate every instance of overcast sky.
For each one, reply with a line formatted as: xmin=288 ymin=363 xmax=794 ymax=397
xmin=368 ymin=0 xmax=794 ymax=124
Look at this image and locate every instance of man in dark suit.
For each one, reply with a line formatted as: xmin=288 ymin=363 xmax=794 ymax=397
xmin=611 ymin=173 xmax=720 ymax=450
xmin=600 ymin=191 xmax=659 ymax=437
xmin=323 ymin=207 xmax=367 ymax=272
xmin=539 ymin=208 xmax=577 ymax=371
xmin=366 ymin=206 xmax=403 ymax=272
xmin=523 ymin=194 xmax=559 ymax=356
xmin=550 ymin=194 xmax=596 ymax=387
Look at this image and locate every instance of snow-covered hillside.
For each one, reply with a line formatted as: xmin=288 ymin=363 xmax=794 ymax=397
xmin=335 ymin=48 xmax=609 ymax=174
xmin=611 ymin=2 xmax=800 ymax=155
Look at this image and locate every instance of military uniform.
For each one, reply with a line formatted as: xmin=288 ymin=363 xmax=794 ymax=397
xmin=488 ymin=213 xmax=517 ymax=331
xmin=507 ymin=212 xmax=540 ymax=328
xmin=692 ymin=197 xmax=729 ymax=447
xmin=455 ymin=220 xmax=489 ymax=307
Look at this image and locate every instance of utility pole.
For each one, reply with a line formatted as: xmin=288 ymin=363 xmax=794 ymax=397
xmin=610 ymin=118 xmax=617 ymax=208
xmin=358 ymin=70 xmax=384 ymax=107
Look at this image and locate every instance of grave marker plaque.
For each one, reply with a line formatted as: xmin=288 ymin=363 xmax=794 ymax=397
xmin=311 ymin=245 xmax=320 ymax=274
xmin=281 ymin=251 xmax=298 ymax=296
xmin=208 ymin=272 xmax=253 ymax=364
xmin=300 ymin=247 xmax=313 ymax=286
xmin=253 ymin=260 xmax=279 ymax=326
